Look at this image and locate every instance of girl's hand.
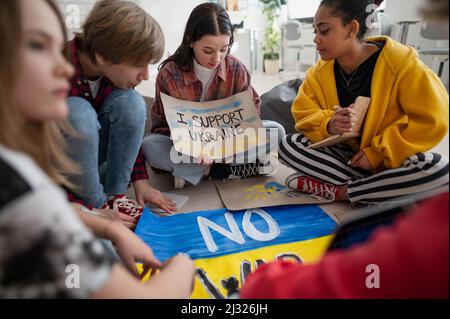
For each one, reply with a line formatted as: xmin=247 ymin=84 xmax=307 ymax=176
xmin=350 ymin=150 xmax=373 ymax=172
xmin=162 ymin=253 xmax=195 ymax=271
xmin=328 ymin=105 xmax=357 ymax=135
xmin=112 ymin=212 xmax=137 ymax=229
xmin=106 ymin=221 xmax=163 ymax=279
xmin=196 ymin=153 xmax=214 ymax=166
xmin=94 ymin=208 xmax=137 ymax=229
xmin=160 ymin=253 xmax=196 ymax=291
xmin=133 ymin=180 xmax=177 ymax=214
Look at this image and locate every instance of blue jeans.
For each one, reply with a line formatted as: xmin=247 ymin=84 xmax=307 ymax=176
xmin=142 ymin=120 xmax=286 ymax=185
xmin=66 ymin=89 xmax=146 ymax=208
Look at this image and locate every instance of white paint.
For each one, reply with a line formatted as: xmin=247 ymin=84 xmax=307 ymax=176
xmin=198 ymin=213 xmax=245 ymax=253
xmin=242 ymin=209 xmax=280 ymax=241
xmin=198 ymin=209 xmax=281 ymax=253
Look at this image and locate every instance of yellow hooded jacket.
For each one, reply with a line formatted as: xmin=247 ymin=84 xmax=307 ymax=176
xmin=292 ymin=36 xmax=449 ymax=170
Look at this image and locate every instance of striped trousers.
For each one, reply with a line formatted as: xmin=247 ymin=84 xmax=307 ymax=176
xmin=279 ymin=133 xmax=449 ymax=203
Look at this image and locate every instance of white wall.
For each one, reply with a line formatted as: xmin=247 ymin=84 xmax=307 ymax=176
xmin=56 ymin=0 xmax=448 ymax=94
xmin=384 ymin=0 xmax=449 ymax=88
xmin=56 ymin=0 xmax=264 ymax=71
xmin=139 ymin=0 xmax=270 ymax=93
xmin=139 ymin=0 xmax=204 ymax=63
xmin=385 ymin=0 xmax=423 ymax=45
xmin=385 ymin=0 xmax=422 ymax=22
xmin=287 ymin=0 xmax=321 ymax=19
xmin=56 ymin=0 xmax=202 ymax=96
xmin=137 ymin=0 xmax=204 ymax=96
xmin=57 ymin=0 xmax=96 ymax=34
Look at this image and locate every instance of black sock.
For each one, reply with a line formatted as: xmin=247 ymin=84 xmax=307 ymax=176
xmin=208 ymin=163 xmax=231 ymax=179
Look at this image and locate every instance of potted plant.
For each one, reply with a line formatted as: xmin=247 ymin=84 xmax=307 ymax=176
xmin=259 ymin=0 xmax=287 ymax=75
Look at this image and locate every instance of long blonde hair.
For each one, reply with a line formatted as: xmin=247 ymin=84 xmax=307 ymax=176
xmin=0 ymin=0 xmax=78 ymax=188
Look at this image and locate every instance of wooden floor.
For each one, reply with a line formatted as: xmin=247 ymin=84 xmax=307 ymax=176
xmin=127 ymin=163 xmax=359 ymax=225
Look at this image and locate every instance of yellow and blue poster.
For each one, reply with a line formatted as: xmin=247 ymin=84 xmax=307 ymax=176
xmin=135 ymin=205 xmax=337 ymax=299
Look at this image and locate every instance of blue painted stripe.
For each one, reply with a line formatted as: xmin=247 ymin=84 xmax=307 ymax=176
xmin=135 ymin=205 xmax=337 ymax=261
xmin=175 ymin=101 xmax=242 ymax=114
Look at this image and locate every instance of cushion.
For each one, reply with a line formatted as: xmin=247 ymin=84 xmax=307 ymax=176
xmin=260 ymin=79 xmax=302 ymax=135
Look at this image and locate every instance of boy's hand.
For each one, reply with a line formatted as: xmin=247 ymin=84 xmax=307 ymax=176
xmin=133 ymin=180 xmax=177 ymax=214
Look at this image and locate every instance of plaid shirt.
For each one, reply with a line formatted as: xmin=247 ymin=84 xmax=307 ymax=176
xmin=66 ymin=190 xmax=94 ymax=210
xmin=151 ymin=54 xmax=261 ymax=135
xmin=67 ymin=38 xmax=148 ymax=203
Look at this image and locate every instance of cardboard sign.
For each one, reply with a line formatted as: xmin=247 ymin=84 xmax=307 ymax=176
xmin=309 ymin=96 xmax=371 ymax=149
xmin=161 ymin=91 xmax=266 ymax=160
xmin=135 ymin=205 xmax=337 ymax=299
xmin=215 ymin=176 xmax=331 ymax=211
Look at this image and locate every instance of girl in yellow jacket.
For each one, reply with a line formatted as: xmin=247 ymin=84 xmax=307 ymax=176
xmin=279 ymin=0 xmax=449 ymax=203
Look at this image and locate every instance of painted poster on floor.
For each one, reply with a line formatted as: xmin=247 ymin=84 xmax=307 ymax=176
xmin=135 ymin=205 xmax=337 ymax=299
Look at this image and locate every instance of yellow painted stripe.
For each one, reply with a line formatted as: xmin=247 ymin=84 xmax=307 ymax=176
xmin=138 ymin=235 xmax=334 ymax=299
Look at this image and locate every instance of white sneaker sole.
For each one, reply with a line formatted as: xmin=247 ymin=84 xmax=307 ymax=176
xmin=285 ymin=173 xmax=304 ymax=190
xmin=259 ymin=156 xmax=279 ymax=176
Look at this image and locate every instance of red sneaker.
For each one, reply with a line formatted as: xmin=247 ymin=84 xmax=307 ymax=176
xmin=107 ymin=195 xmax=144 ymax=220
xmin=285 ymin=173 xmax=339 ymax=201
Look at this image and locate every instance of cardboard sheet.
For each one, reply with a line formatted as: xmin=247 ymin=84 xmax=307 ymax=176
xmin=215 ymin=175 xmax=331 ymax=211
xmin=161 ymin=91 xmax=267 ymax=160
